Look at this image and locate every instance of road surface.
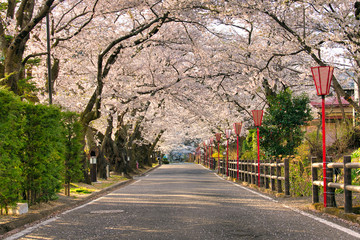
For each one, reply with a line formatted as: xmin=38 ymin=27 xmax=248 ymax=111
xmin=6 ymin=164 xmax=360 ymax=239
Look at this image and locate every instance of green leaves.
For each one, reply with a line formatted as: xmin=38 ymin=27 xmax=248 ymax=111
xmin=21 ymin=103 xmax=65 ymax=204
xmin=62 ymin=111 xmax=84 ymax=185
xmin=0 ymin=89 xmax=84 ymax=207
xmin=260 ymin=89 xmax=313 ymax=156
xmin=0 ymin=90 xmax=24 ymax=209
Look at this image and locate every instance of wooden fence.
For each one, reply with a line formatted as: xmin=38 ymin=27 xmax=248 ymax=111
xmin=217 ymin=158 xmax=290 ymax=195
xmin=201 ymin=154 xmax=360 ymax=213
xmin=200 ymin=157 xmax=217 ymax=170
xmin=312 ymin=155 xmax=360 ymax=213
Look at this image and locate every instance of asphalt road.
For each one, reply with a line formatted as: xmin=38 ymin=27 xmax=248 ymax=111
xmin=6 ymin=164 xmax=360 ymax=240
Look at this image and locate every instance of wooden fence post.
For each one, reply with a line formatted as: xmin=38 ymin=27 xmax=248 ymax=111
xmin=222 ymin=160 xmax=225 ymax=175
xmin=252 ymin=160 xmax=256 ymax=185
xmin=326 ymin=157 xmax=336 ymax=207
xmin=344 ymin=155 xmax=352 ymax=213
xmin=246 ymin=160 xmax=250 ymax=183
xmin=284 ymin=158 xmax=290 ymax=196
xmin=276 ymin=158 xmax=282 ymax=193
xmin=271 ymin=157 xmax=276 ymax=191
xmin=311 ymin=157 xmax=319 ymax=203
xmin=241 ymin=160 xmax=245 ymax=181
xmin=265 ymin=158 xmax=270 ymax=189
xmin=232 ymin=162 xmax=237 ymax=178
xmin=239 ymin=160 xmax=243 ymax=181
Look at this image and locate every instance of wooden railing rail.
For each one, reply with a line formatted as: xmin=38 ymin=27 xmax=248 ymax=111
xmin=312 ymin=155 xmax=360 ymax=213
xmin=218 ymin=158 xmax=290 ymax=195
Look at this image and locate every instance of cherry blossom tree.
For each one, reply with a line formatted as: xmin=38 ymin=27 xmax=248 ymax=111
xmin=12 ymin=0 xmax=360 ymax=167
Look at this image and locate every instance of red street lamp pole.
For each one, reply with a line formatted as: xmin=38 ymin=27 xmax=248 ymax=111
xmin=205 ymin=141 xmax=209 ymax=167
xmin=234 ymin=122 xmax=243 ymax=180
xmin=210 ymin=137 xmax=214 ymax=169
xmin=225 ymin=129 xmax=232 ymax=176
xmin=197 ymin=145 xmax=201 ymax=164
xmin=252 ymin=110 xmax=264 ymax=187
xmin=197 ymin=147 xmax=200 ymax=164
xmin=203 ymin=142 xmax=207 ymax=166
xmin=311 ymin=66 xmax=334 ymax=208
xmin=206 ymin=140 xmax=210 ymax=168
xmin=216 ymin=133 xmax=221 ymax=173
xmin=205 ymin=140 xmax=210 ymax=168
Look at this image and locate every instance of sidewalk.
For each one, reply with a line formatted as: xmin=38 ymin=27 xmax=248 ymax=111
xmin=0 ymin=165 xmax=159 ymax=239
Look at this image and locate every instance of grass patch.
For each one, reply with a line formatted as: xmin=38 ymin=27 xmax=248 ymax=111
xmin=70 ymin=187 xmax=95 ymax=194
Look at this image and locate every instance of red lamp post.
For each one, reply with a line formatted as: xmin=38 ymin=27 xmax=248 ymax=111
xmin=205 ymin=139 xmax=210 ymax=168
xmin=252 ymin=110 xmax=263 ymax=187
xmin=196 ymin=147 xmax=200 ymax=164
xmin=215 ymin=133 xmax=221 ymax=173
xmin=210 ymin=137 xmax=214 ymax=169
xmin=234 ymin=122 xmax=243 ymax=180
xmin=205 ymin=140 xmax=210 ymax=167
xmin=311 ymin=66 xmax=334 ymax=208
xmin=198 ymin=148 xmax=201 ymax=164
xmin=203 ymin=142 xmax=207 ymax=166
xmin=225 ymin=129 xmax=232 ymax=176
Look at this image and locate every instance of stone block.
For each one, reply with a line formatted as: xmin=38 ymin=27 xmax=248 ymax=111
xmin=1 ymin=203 xmax=28 ymax=215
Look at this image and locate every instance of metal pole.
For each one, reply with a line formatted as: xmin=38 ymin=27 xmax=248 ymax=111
xmin=205 ymin=148 xmax=207 ymax=166
xmin=46 ymin=13 xmax=52 ymax=105
xmin=226 ymin=138 xmax=229 ymax=176
xmin=207 ymin=146 xmax=209 ymax=167
xmin=237 ymin=134 xmax=239 ymax=180
xmin=210 ymin=145 xmax=213 ymax=169
xmin=322 ymin=96 xmax=327 ymax=207
xmin=257 ymin=127 xmax=260 ymax=187
xmin=218 ymin=143 xmax=220 ymax=173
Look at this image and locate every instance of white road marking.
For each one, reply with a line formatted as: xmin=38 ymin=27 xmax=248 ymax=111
xmin=214 ymin=173 xmax=225 ymax=180
xmin=231 ymin=182 xmax=278 ymax=203
xmin=283 ymin=205 xmax=360 ymax=238
xmin=217 ymin=172 xmax=360 ymax=239
xmin=4 ymin=217 xmax=58 ymax=240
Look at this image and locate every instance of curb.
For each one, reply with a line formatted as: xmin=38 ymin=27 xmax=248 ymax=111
xmin=0 ymin=165 xmax=160 ymax=239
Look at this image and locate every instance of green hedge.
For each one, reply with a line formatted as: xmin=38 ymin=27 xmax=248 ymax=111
xmin=62 ymin=111 xmax=84 ymax=196
xmin=21 ymin=103 xmax=65 ymax=204
xmin=0 ymin=89 xmax=83 ymax=208
xmin=0 ymin=90 xmax=24 ymax=210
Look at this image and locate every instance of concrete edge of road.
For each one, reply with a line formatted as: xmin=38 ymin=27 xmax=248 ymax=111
xmin=0 ymin=165 xmax=161 ymax=240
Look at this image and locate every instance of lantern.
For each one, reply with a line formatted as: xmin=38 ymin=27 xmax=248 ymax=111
xmin=252 ymin=110 xmax=263 ymax=187
xmin=311 ymin=66 xmax=334 ymax=208
xmin=311 ymin=66 xmax=334 ymax=96
xmin=225 ymin=129 xmax=232 ymax=139
xmin=215 ymin=133 xmax=221 ymax=142
xmin=252 ymin=110 xmax=263 ymax=127
xmin=233 ymin=122 xmax=242 ymax=136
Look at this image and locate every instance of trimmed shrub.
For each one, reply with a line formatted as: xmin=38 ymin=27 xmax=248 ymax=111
xmin=62 ymin=111 xmax=84 ymax=196
xmin=0 ymin=89 xmax=85 ymax=208
xmin=21 ymin=103 xmax=65 ymax=204
xmin=0 ymin=90 xmax=24 ymax=211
